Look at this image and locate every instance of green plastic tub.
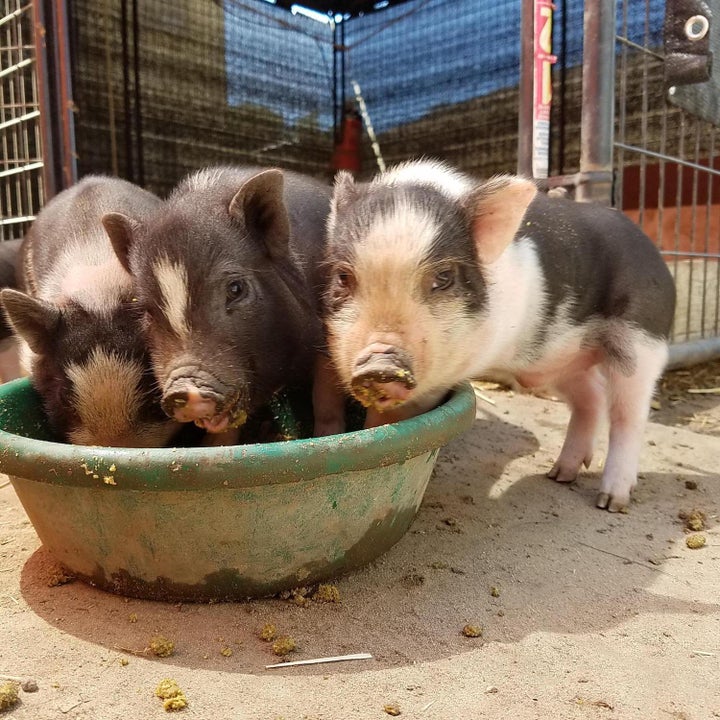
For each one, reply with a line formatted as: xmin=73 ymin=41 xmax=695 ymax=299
xmin=0 ymin=378 xmax=475 ymax=601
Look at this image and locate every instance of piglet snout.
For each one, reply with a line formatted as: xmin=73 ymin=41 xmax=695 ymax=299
xmin=162 ymin=386 xmax=218 ymax=424
xmin=351 ymin=344 xmax=417 ymax=411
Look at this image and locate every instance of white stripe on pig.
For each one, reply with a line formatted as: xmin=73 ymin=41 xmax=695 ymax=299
xmin=153 ymin=257 xmax=190 ymax=341
xmin=177 ymin=167 xmax=227 ymax=193
xmin=377 ymin=159 xmax=471 ymax=200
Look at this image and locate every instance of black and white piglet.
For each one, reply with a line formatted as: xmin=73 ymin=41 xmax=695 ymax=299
xmin=323 ymin=160 xmax=676 ymax=512
xmin=103 ymin=166 xmax=334 ymax=444
xmin=1 ymin=176 xmax=180 ymax=447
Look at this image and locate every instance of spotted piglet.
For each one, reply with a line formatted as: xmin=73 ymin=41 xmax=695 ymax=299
xmin=102 ymin=166 xmax=334 ymax=444
xmin=322 ymin=160 xmax=676 ymax=512
xmin=0 ymin=176 xmax=180 ymax=447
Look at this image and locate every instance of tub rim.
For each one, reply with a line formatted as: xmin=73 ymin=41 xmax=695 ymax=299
xmin=0 ymin=379 xmax=476 ymax=490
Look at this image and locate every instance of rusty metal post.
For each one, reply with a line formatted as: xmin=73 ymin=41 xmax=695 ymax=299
xmin=32 ymin=0 xmax=77 ymax=197
xmin=517 ymin=0 xmax=534 ymax=177
xmin=577 ymin=0 xmax=616 ymax=204
xmin=32 ymin=0 xmax=57 ymax=200
xmin=52 ymin=0 xmax=77 ymax=190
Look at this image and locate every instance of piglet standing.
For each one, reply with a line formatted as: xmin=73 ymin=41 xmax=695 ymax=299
xmin=102 ymin=166 xmax=334 ymax=444
xmin=323 ymin=160 xmax=676 ymax=512
xmin=0 ymin=176 xmax=180 ymax=447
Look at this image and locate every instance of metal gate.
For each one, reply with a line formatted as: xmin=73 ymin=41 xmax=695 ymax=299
xmin=0 ymin=0 xmax=44 ymax=241
xmin=525 ymin=0 xmax=720 ymax=365
xmin=613 ymin=0 xmax=720 ymax=365
xmin=1 ymin=0 xmax=75 ymax=242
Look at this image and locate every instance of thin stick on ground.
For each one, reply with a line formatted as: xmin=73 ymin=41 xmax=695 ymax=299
xmin=265 ymin=652 xmax=373 ymax=669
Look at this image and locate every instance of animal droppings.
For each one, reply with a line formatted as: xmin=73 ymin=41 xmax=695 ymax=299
xmin=149 ymin=636 xmax=175 ymax=658
xmin=260 ymin=623 xmax=277 ymax=642
xmin=155 ymin=678 xmax=187 ymax=712
xmin=47 ymin=568 xmax=75 ymax=587
xmin=0 ymin=682 xmax=19 ymax=711
xmin=272 ymin=637 xmax=297 ymax=656
xmin=685 ymin=534 xmax=706 ymax=549
xmin=679 ymin=508 xmax=706 ymax=532
xmin=461 ymin=624 xmax=483 ymax=638
xmin=313 ymin=584 xmax=340 ymax=603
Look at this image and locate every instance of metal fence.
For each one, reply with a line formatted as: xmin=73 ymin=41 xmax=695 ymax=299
xmin=613 ymin=0 xmax=720 ymax=365
xmin=0 ymin=0 xmax=45 ymax=242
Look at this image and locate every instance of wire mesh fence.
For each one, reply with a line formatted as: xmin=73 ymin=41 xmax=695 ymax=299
xmin=613 ymin=0 xmax=720 ymax=353
xmin=344 ymin=0 xmax=523 ymax=179
xmin=0 ymin=0 xmax=45 ymax=242
xmin=70 ymin=0 xmax=336 ymax=196
xmin=68 ymin=0 xmax=531 ymax=190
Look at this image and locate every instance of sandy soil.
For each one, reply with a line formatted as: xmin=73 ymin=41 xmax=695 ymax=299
xmin=1 ymin=366 xmax=719 ymax=720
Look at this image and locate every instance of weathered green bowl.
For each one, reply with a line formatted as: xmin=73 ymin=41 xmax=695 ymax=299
xmin=0 ymin=378 xmax=475 ymax=601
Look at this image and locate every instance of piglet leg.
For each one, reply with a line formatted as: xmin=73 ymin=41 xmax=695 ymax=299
xmin=312 ymin=353 xmax=348 ymax=437
xmin=201 ymin=428 xmax=242 ymax=447
xmin=596 ymin=339 xmax=668 ymax=512
xmin=547 ymin=366 xmax=605 ymax=483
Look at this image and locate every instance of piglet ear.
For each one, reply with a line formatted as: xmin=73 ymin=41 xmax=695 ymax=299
xmin=331 ymin=171 xmax=357 ymax=210
xmin=0 ymin=289 xmax=60 ymax=355
xmin=465 ymin=175 xmax=538 ymax=264
xmin=327 ymin=171 xmax=358 ymax=239
xmin=102 ymin=212 xmax=141 ymax=274
xmin=229 ymin=169 xmax=290 ymax=260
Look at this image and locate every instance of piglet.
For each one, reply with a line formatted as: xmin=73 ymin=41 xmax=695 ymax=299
xmin=0 ymin=176 xmax=180 ymax=447
xmin=102 ymin=166 xmax=334 ymax=444
xmin=323 ymin=160 xmax=676 ymax=512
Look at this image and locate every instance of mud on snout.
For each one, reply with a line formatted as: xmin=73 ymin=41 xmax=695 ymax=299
xmin=161 ymin=362 xmax=249 ymax=433
xmin=349 ymin=343 xmax=417 ymax=411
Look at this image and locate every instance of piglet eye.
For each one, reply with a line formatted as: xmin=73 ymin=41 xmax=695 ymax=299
xmin=226 ymin=279 xmax=246 ymax=301
xmin=335 ymin=267 xmax=355 ymax=290
xmin=432 ymin=268 xmax=455 ymax=291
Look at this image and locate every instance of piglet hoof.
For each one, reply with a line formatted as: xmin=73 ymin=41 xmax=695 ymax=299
xmin=595 ymin=491 xmax=630 ymax=513
xmin=547 ymin=450 xmax=592 ymax=484
xmin=546 ymin=462 xmax=578 ymax=484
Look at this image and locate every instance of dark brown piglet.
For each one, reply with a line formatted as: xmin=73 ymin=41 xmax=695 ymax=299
xmin=103 ymin=166 xmax=342 ymax=444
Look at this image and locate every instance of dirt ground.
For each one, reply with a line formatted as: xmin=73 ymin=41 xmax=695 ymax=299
xmin=1 ymin=363 xmax=718 ymax=720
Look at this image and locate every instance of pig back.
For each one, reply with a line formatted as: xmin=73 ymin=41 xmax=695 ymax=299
xmin=522 ymin=193 xmax=676 ymax=339
xmin=22 ymin=176 xmax=160 ymax=300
